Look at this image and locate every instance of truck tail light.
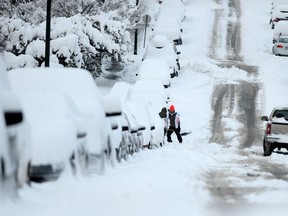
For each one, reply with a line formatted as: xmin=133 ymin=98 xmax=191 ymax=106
xmin=266 ymin=123 xmax=272 ymax=135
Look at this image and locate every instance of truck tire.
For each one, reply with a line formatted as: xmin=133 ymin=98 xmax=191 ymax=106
xmin=263 ymin=140 xmax=272 ymax=156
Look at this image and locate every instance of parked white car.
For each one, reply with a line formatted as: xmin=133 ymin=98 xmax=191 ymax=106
xmin=12 ymin=90 xmax=86 ymax=182
xmin=126 ymin=80 xmax=167 ymax=148
xmin=158 ymin=0 xmax=186 ymax=26
xmin=8 ymin=68 xmax=120 ymax=174
xmin=102 ymin=93 xmax=131 ymax=163
xmin=126 ymin=80 xmax=170 ymax=112
xmin=272 ymin=35 xmax=288 ymax=56
xmin=127 ymin=101 xmax=155 ymax=148
xmin=0 ymin=58 xmax=31 ymax=189
xmin=271 ymin=3 xmax=288 ymax=29
xmin=0 ymin=97 xmax=18 ymax=195
xmin=142 ymin=35 xmax=181 ymax=78
xmin=147 ymin=104 xmax=165 ymax=148
xmin=122 ymin=102 xmax=145 ymax=153
xmin=136 ymin=58 xmax=171 ymax=88
xmin=153 ymin=17 xmax=183 ymax=45
xmin=273 ymin=20 xmax=288 ymax=43
xmin=109 ymin=82 xmax=144 ymax=155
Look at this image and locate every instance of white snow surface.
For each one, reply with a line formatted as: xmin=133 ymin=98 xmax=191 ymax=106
xmin=2 ymin=0 xmax=288 ymax=215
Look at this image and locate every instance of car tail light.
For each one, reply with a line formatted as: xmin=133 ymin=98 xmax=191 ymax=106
xmin=277 ymin=44 xmax=283 ymax=48
xmin=266 ymin=123 xmax=272 ymax=135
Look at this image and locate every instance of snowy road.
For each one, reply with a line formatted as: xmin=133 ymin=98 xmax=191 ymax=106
xmin=3 ymin=0 xmax=288 ymax=216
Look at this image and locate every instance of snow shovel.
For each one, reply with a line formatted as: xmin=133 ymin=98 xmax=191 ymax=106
xmin=180 ymin=131 xmax=192 ymax=136
xmin=168 ymin=128 xmax=192 ymax=136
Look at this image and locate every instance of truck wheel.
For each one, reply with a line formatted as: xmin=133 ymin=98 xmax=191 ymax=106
xmin=263 ymin=140 xmax=272 ymax=156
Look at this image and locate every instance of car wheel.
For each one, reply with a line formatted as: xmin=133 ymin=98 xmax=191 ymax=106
xmin=116 ymin=148 xmax=121 ymax=163
xmin=177 ymin=62 xmax=181 ymax=71
xmin=263 ymin=140 xmax=272 ymax=156
xmin=26 ymin=161 xmax=31 ymax=185
xmin=1 ymin=158 xmax=5 ymax=178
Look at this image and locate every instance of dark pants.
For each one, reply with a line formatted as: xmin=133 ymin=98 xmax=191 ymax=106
xmin=167 ymin=127 xmax=183 ymax=143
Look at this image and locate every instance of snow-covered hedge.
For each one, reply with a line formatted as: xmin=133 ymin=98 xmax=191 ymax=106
xmin=0 ymin=13 xmax=132 ymax=77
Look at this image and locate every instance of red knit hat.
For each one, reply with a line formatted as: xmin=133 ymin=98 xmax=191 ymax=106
xmin=169 ymin=105 xmax=175 ymax=111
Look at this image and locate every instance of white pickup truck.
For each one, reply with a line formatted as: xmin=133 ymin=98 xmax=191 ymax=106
xmin=261 ymin=107 xmax=288 ymax=156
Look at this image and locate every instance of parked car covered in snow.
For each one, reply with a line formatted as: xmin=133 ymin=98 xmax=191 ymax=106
xmin=102 ymin=93 xmax=129 ymax=163
xmin=11 ymin=90 xmax=87 ymax=182
xmin=136 ymin=58 xmax=171 ymax=88
xmin=8 ymin=68 xmax=120 ymax=174
xmin=126 ymin=80 xmax=170 ymax=113
xmin=153 ymin=16 xmax=183 ymax=45
xmin=109 ymin=82 xmax=145 ymax=155
xmin=127 ymin=101 xmax=155 ymax=149
xmin=142 ymin=35 xmax=181 ymax=78
xmin=122 ymin=102 xmax=145 ymax=153
xmin=272 ymin=20 xmax=288 ymax=43
xmin=158 ymin=0 xmax=186 ymax=26
xmin=0 ymin=96 xmax=19 ymax=193
xmin=271 ymin=3 xmax=288 ymax=29
xmin=272 ymin=35 xmax=288 ymax=56
xmin=0 ymin=58 xmax=31 ymax=189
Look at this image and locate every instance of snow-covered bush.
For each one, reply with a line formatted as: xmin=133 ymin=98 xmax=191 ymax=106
xmin=0 ymin=0 xmax=147 ymax=77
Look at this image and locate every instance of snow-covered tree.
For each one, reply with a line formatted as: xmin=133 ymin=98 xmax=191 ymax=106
xmin=0 ymin=0 xmax=148 ymax=77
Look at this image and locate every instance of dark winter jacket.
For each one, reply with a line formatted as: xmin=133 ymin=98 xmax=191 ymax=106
xmin=168 ymin=112 xmax=180 ymax=129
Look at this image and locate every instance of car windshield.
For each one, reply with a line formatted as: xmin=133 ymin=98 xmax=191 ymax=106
xmin=279 ymin=37 xmax=288 ymax=43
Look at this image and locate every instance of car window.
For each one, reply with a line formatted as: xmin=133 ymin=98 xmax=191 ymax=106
xmin=279 ymin=38 xmax=288 ymax=43
xmin=273 ymin=110 xmax=288 ymax=119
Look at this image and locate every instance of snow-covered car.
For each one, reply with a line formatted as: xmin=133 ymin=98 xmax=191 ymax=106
xmin=142 ymin=35 xmax=181 ymax=78
xmin=158 ymin=0 xmax=185 ymax=26
xmin=108 ymin=82 xmax=144 ymax=156
xmin=272 ymin=35 xmax=288 ymax=56
xmin=126 ymin=80 xmax=170 ymax=113
xmin=0 ymin=59 xmax=31 ymax=189
xmin=272 ymin=20 xmax=288 ymax=43
xmin=153 ymin=16 xmax=183 ymax=45
xmin=125 ymin=80 xmax=167 ymax=148
xmin=0 ymin=96 xmax=19 ymax=194
xmin=122 ymin=102 xmax=145 ymax=153
xmin=271 ymin=4 xmax=288 ymax=29
xmin=0 ymin=90 xmax=32 ymax=188
xmin=261 ymin=107 xmax=288 ymax=156
xmin=147 ymin=104 xmax=165 ymax=148
xmin=13 ymin=90 xmax=86 ymax=182
xmin=127 ymin=101 xmax=155 ymax=149
xmin=102 ymin=93 xmax=130 ymax=163
xmin=8 ymin=68 xmax=120 ymax=174
xmin=136 ymin=58 xmax=171 ymax=88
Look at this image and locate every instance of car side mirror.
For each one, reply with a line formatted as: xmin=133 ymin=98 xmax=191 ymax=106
xmin=77 ymin=132 xmax=87 ymax=139
xmin=139 ymin=126 xmax=146 ymax=131
xmin=122 ymin=126 xmax=129 ymax=132
xmin=177 ymin=51 xmax=181 ymax=55
xmin=5 ymin=112 xmax=23 ymax=126
xmin=261 ymin=116 xmax=268 ymax=121
xmin=111 ymin=123 xmax=118 ymax=130
xmin=102 ymin=94 xmax=122 ymax=117
xmin=151 ymin=126 xmax=155 ymax=131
